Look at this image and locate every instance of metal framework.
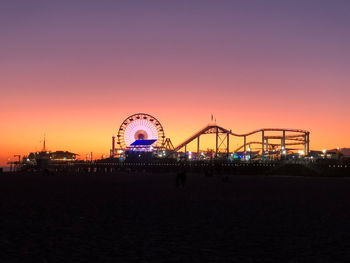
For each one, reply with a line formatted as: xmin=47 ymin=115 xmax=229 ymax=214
xmin=172 ymin=124 xmax=310 ymax=160
xmin=174 ymin=125 xmax=231 ymax=158
xmin=163 ymin=138 xmax=175 ymax=151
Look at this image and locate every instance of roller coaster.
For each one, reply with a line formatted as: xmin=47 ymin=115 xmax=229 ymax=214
xmin=172 ymin=124 xmax=310 ymax=160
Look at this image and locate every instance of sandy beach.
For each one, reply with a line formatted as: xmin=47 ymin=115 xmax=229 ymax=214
xmin=1 ymin=172 xmax=350 ymax=262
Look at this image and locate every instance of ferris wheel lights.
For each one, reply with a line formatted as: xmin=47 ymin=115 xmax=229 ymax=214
xmin=117 ymin=113 xmax=165 ymax=150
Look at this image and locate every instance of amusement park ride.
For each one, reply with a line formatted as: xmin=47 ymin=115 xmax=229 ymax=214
xmin=111 ymin=113 xmax=310 ymax=161
xmin=8 ymin=113 xmax=349 ymax=175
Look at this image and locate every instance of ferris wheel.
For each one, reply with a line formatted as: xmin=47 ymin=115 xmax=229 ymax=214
xmin=117 ymin=113 xmax=166 ymax=150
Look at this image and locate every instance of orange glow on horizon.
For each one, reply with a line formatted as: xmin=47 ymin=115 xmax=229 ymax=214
xmin=1 ymin=1 xmax=350 ymax=165
xmin=1 ymin=105 xmax=349 ymax=166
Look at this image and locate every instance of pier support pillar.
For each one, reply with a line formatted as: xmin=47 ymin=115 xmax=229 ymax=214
xmin=244 ymin=136 xmax=246 ymax=153
xmin=197 ymin=136 xmax=200 ymax=160
xmin=215 ymin=127 xmax=218 ymax=157
xmin=262 ymin=130 xmax=265 ymax=161
xmin=266 ymin=138 xmax=269 ymax=152
xmin=227 ymin=133 xmax=229 ymax=158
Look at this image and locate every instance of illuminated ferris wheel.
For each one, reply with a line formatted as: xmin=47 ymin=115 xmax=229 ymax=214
xmin=117 ymin=113 xmax=165 ymax=150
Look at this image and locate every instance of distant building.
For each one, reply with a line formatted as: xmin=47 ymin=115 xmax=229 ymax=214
xmin=50 ymin=151 xmax=78 ymax=161
xmin=27 ymin=151 xmax=78 ymax=163
xmin=308 ymin=150 xmax=337 ymax=160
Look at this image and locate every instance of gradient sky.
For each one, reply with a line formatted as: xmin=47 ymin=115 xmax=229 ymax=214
xmin=1 ymin=0 xmax=350 ymax=165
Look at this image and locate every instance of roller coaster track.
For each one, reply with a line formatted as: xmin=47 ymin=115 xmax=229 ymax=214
xmin=233 ymin=141 xmax=273 ymax=152
xmin=174 ymin=124 xmax=309 ymax=152
xmin=174 ymin=125 xmax=225 ymax=152
xmin=233 ymin=141 xmax=306 ymax=152
xmin=229 ymin=128 xmax=308 ymax=137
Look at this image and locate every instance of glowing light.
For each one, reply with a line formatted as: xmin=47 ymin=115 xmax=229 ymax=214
xmin=124 ymin=119 xmax=159 ymax=147
xmin=298 ymin=150 xmax=305 ymax=155
xmin=322 ymin=149 xmax=326 ymax=154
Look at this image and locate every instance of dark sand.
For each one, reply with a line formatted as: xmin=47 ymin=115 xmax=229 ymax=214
xmin=1 ymin=173 xmax=350 ymax=262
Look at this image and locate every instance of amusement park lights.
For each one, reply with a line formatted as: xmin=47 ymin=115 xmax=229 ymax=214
xmin=322 ymin=149 xmax=327 ymax=158
xmin=124 ymin=119 xmax=158 ymax=146
xmin=298 ymin=150 xmax=305 ymax=156
xmin=117 ymin=113 xmax=165 ymax=150
xmin=112 ymin=113 xmax=311 ymax=161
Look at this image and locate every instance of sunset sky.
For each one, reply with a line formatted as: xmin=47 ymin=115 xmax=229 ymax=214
xmin=1 ymin=0 xmax=349 ymax=165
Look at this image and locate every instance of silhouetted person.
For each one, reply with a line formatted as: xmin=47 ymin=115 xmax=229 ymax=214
xmin=176 ymin=165 xmax=187 ymax=187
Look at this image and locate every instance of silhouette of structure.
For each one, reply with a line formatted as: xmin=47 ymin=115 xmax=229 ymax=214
xmin=172 ymin=124 xmax=309 ymax=160
xmin=111 ymin=113 xmax=310 ymax=160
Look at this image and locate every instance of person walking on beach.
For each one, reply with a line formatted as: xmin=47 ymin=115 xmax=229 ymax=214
xmin=176 ymin=165 xmax=187 ymax=187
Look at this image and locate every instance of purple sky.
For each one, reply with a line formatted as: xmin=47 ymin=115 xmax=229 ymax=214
xmin=1 ymin=0 xmax=350 ymax=164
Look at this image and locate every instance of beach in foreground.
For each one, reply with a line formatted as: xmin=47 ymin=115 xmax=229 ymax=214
xmin=1 ymin=172 xmax=350 ymax=262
